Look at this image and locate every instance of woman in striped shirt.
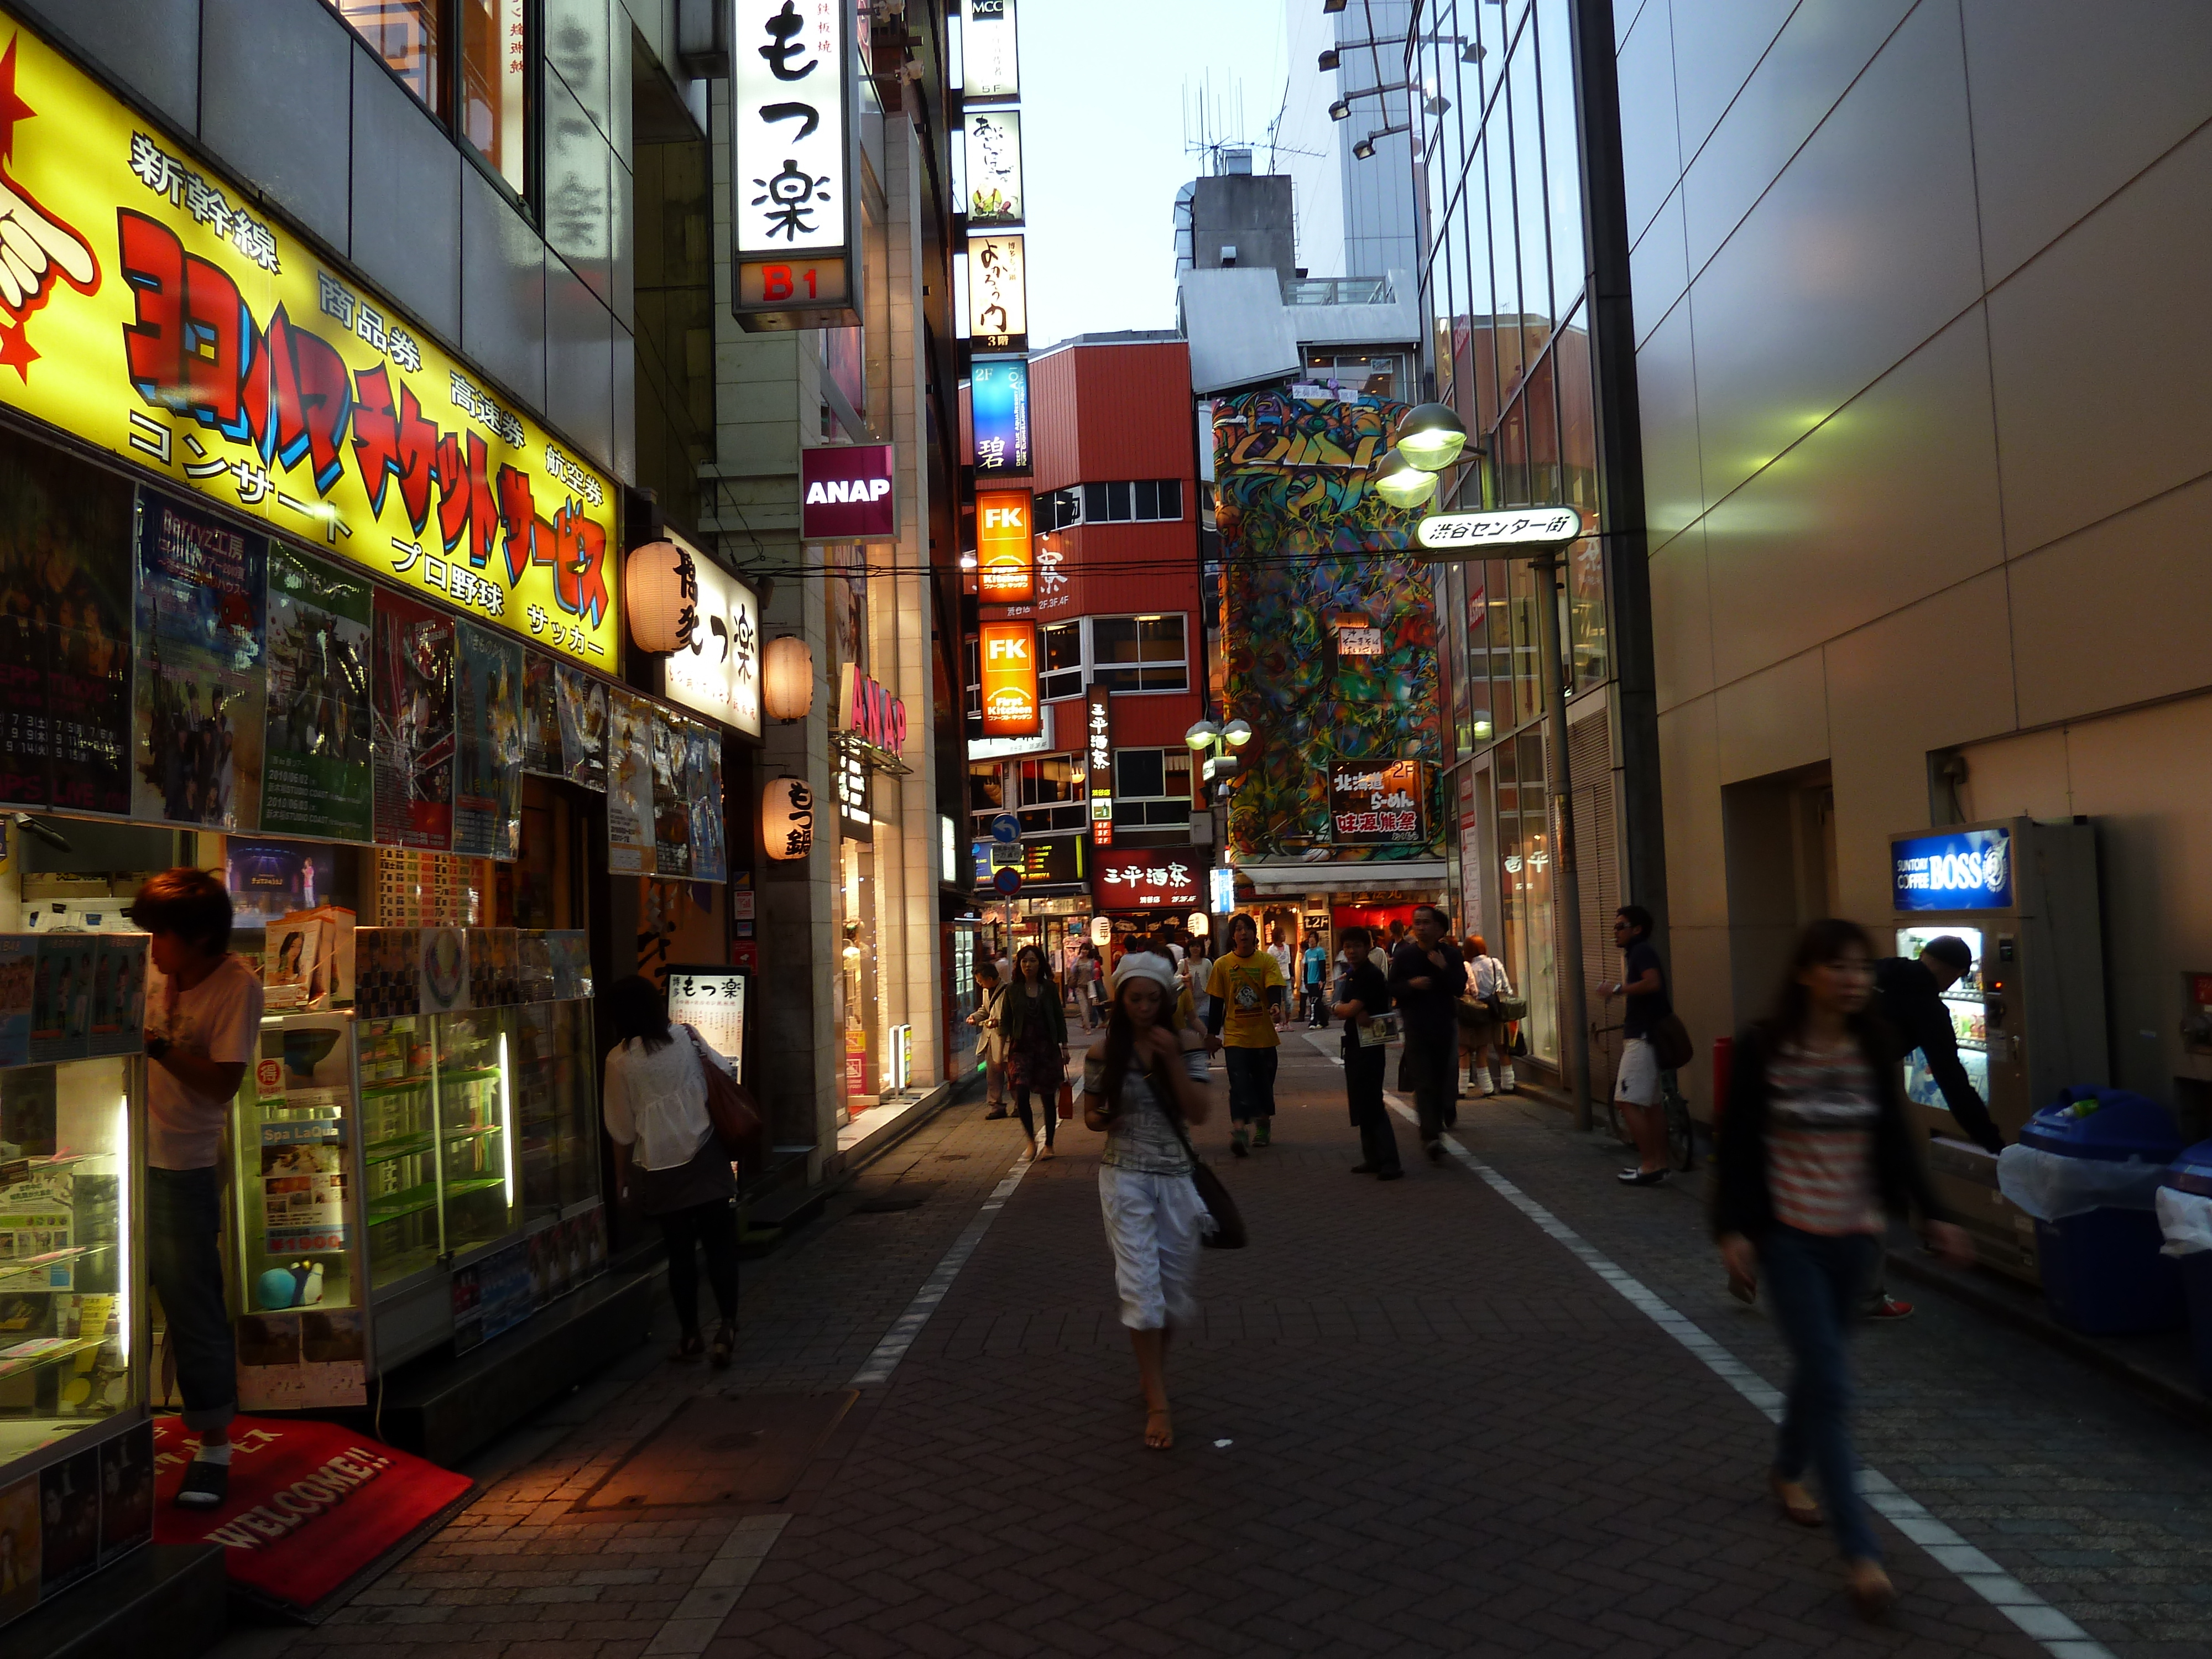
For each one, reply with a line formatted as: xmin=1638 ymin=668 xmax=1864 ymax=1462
xmin=1712 ymin=917 xmax=1972 ymax=1620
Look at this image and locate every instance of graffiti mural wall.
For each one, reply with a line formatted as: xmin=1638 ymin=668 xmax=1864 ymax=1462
xmin=1212 ymin=392 xmax=1443 ymax=864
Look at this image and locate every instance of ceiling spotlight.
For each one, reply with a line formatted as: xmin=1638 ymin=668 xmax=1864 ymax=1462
xmin=1397 ymin=401 xmax=1470 ymax=471
xmin=1323 ymin=0 xmax=1348 ymax=12
xmin=1352 ymin=133 xmax=1376 ymax=160
xmin=1372 ymin=446 xmax=1438 ymax=509
xmin=1317 ymin=46 xmax=1340 ymax=71
xmin=1328 ymin=97 xmax=1351 ymax=121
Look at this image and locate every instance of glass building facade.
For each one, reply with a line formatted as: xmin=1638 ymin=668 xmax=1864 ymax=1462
xmin=1410 ymin=0 xmax=1622 ymax=1084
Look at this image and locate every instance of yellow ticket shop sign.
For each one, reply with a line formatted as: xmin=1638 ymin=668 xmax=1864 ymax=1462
xmin=0 ymin=14 xmax=620 ymax=662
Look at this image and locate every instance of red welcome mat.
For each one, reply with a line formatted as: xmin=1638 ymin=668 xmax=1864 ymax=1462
xmin=153 ymin=1415 xmax=474 ymax=1620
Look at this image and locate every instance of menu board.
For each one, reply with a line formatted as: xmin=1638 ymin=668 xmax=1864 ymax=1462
xmin=667 ymin=966 xmax=748 ymax=1084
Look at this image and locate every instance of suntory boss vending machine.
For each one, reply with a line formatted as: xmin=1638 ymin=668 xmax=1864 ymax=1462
xmin=1890 ymin=817 xmax=2107 ymax=1283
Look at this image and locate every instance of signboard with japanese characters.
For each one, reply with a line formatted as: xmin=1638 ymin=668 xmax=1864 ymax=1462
xmin=970 ymin=833 xmax=1080 ymax=888
xmin=1084 ymin=684 xmax=1114 ymax=848
xmin=966 ymin=109 xmax=1023 ymax=227
xmin=666 ymin=965 xmax=749 ymax=1085
xmin=1092 ymin=849 xmax=1200 ymax=912
xmin=663 ymin=551 xmax=763 ymax=738
xmin=733 ymin=0 xmax=862 ymax=329
xmin=976 ymin=488 xmax=1032 ymax=602
xmin=1329 ymin=759 xmax=1428 ymax=847
xmin=971 ymin=356 xmax=1031 ymax=478
xmin=967 ymin=234 xmax=1027 ymax=352
xmin=0 ymin=15 xmax=620 ymax=664
xmin=963 ymin=0 xmax=1020 ymax=101
xmin=978 ymin=620 xmax=1040 ymax=737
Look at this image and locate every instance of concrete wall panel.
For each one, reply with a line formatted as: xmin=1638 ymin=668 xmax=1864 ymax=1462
xmin=201 ymin=0 xmax=353 ymax=255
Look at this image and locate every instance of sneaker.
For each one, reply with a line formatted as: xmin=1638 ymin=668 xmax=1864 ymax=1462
xmin=175 ymin=1458 xmax=229 ymax=1509
xmin=1864 ymin=1295 xmax=1914 ymax=1322
xmin=983 ymin=1108 xmax=1008 ymax=1120
xmin=1230 ymin=1127 xmax=1250 ymax=1159
xmin=1253 ymin=1120 xmax=1272 ymax=1148
xmin=1617 ymin=1168 xmax=1666 ymax=1186
xmin=1424 ymin=1140 xmax=1446 ymax=1164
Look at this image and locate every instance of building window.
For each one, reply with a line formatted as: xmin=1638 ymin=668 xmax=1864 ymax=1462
xmin=1113 ymin=748 xmax=1192 ymax=827
xmin=1091 ymin=614 xmax=1187 ymax=692
xmin=1041 ymin=622 xmax=1083 ymax=701
xmin=967 ymin=760 xmax=1004 ymax=815
xmin=962 ymin=637 xmax=982 ymax=725
xmin=328 ymin=0 xmax=531 ymax=201
xmin=1037 ymin=486 xmax=1082 ymax=532
xmin=1079 ymin=479 xmax=1184 ymax=524
xmin=1015 ymin=756 xmax=1086 ymax=833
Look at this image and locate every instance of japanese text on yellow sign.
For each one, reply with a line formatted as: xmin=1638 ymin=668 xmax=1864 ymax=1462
xmin=0 ymin=15 xmax=620 ymax=660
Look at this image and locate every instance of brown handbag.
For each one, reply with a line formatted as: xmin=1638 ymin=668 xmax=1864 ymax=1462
xmin=686 ymin=1026 xmax=760 ymax=1157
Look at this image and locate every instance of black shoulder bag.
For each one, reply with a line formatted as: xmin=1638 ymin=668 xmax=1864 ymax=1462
xmin=1160 ymin=1077 xmax=1247 ymax=1250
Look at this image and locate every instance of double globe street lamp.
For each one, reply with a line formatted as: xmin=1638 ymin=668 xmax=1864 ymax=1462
xmin=1371 ymin=401 xmax=1472 ymax=510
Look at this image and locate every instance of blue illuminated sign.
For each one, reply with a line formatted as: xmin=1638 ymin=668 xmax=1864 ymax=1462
xmin=971 ymin=356 xmax=1031 ymax=478
xmin=1209 ymin=866 xmax=1237 ymax=915
xmin=1892 ymin=827 xmax=2013 ymax=913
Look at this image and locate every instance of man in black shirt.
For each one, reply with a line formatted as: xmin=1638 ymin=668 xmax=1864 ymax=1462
xmin=1598 ymin=905 xmax=1672 ymax=1185
xmin=1875 ymin=936 xmax=2002 ymax=1154
xmin=1388 ymin=905 xmax=1468 ymax=1162
xmin=1332 ymin=927 xmax=1401 ymax=1180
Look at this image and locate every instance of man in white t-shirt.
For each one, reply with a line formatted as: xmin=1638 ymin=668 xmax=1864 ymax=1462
xmin=132 ymin=868 xmax=264 ymax=1509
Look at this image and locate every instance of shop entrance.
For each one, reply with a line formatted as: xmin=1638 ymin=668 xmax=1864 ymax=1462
xmin=1720 ymin=761 xmax=1837 ymax=1031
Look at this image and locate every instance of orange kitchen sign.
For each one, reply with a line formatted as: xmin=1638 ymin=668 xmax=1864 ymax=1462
xmin=0 ymin=15 xmax=619 ymax=661
xmin=977 ymin=619 xmax=1039 ymax=737
xmin=975 ymin=487 xmax=1031 ymax=603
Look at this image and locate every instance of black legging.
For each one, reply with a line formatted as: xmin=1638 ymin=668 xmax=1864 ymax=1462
xmin=1013 ymin=1077 xmax=1057 ymax=1149
xmin=658 ymin=1197 xmax=739 ymax=1335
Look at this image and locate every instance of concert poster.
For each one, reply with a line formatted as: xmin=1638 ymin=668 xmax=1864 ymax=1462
xmin=453 ymin=623 xmax=523 ymax=860
xmin=262 ymin=545 xmax=373 ymax=841
xmin=371 ymin=590 xmax=455 ymax=850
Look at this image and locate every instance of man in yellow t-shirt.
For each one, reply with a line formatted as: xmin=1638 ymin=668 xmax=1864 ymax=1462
xmin=1206 ymin=913 xmax=1286 ymax=1157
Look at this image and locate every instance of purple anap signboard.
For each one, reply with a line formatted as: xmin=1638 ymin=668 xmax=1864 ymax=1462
xmin=801 ymin=445 xmax=898 ymax=543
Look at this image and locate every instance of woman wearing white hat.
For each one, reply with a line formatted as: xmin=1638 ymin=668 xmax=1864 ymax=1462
xmin=1082 ymin=950 xmax=1217 ymax=1450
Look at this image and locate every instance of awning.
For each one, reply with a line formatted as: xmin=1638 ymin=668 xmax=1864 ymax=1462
xmin=1235 ymin=859 xmax=1449 ymax=896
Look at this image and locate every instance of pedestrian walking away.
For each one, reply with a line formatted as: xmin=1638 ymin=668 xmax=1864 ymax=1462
xmin=1599 ymin=905 xmax=1673 ymax=1184
xmin=133 ymin=868 xmax=264 ymax=1509
xmin=1460 ymin=935 xmax=1515 ymax=1096
xmin=1002 ymin=944 xmax=1071 ymax=1157
xmin=1387 ymin=905 xmax=1467 ymax=1162
xmin=1332 ymin=926 xmax=1401 ymax=1179
xmin=1712 ymin=917 xmax=1973 ymax=1621
xmin=1302 ymin=932 xmax=1330 ymax=1027
xmin=602 ymin=974 xmax=745 ymax=1370
xmin=968 ymin=960 xmax=1010 ymax=1116
xmin=1206 ymin=912 xmax=1286 ymax=1156
xmin=1187 ymin=940 xmax=1214 ymax=1033
xmin=1082 ymin=951 xmax=1217 ymax=1450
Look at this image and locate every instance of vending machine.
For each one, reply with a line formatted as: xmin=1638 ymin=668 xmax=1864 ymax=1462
xmin=1890 ymin=817 xmax=2108 ymax=1283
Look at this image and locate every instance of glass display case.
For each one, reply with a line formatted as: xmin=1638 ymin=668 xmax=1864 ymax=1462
xmin=0 ymin=1054 xmax=145 ymax=1468
xmin=1897 ymin=923 xmax=1992 ymax=1112
xmin=515 ymin=1000 xmax=596 ymax=1214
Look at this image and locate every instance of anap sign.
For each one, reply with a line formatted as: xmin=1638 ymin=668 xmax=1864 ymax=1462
xmin=801 ymin=444 xmax=897 ymax=542
xmin=1892 ymin=827 xmax=2013 ymax=913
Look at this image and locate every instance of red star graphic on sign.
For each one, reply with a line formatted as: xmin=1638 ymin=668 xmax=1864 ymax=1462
xmin=0 ymin=320 xmax=38 ymax=380
xmin=0 ymin=39 xmax=32 ymax=166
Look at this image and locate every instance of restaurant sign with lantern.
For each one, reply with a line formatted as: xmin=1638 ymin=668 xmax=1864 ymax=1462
xmin=630 ymin=534 xmax=764 ymax=740
xmin=764 ymin=775 xmax=816 ymax=861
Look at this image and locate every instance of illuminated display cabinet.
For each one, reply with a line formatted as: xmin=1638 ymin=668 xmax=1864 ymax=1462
xmin=229 ymin=947 xmax=604 ymax=1397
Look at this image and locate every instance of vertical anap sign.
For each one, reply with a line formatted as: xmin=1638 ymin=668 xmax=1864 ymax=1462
xmin=733 ymin=0 xmax=861 ymax=330
xmin=978 ymin=619 xmax=1040 ymax=737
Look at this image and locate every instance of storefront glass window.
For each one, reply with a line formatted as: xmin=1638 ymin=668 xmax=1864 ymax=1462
xmin=1513 ymin=729 xmax=1557 ymax=1065
xmin=330 ymin=0 xmax=447 ymax=117
xmin=461 ymin=0 xmax=529 ymax=197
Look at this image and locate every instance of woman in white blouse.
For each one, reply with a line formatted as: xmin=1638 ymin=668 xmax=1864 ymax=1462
xmin=602 ymin=975 xmax=743 ymax=1368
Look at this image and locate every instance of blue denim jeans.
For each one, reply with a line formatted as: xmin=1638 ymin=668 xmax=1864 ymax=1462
xmin=1223 ymin=1045 xmax=1277 ymax=1124
xmin=148 ymin=1165 xmax=238 ymax=1435
xmin=1760 ymin=1225 xmax=1882 ymax=1562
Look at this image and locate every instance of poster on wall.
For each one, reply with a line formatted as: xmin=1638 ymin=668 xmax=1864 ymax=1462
xmin=649 ymin=711 xmax=691 ymax=880
xmin=605 ymin=691 xmax=655 ymax=874
xmin=28 ymin=933 xmax=94 ymax=1063
xmin=86 ymin=935 xmax=147 ymax=1058
xmin=226 ymin=838 xmax=337 ymax=931
xmin=685 ymin=721 xmax=727 ymax=883
xmin=131 ymin=489 xmax=267 ymax=830
xmin=0 ymin=430 xmax=133 ymax=816
xmin=262 ymin=545 xmax=373 ymax=842
xmin=453 ymin=623 xmax=524 ymax=860
xmin=371 ymin=590 xmax=455 ymax=850
xmin=0 ymin=935 xmax=34 ymax=1068
xmin=520 ymin=650 xmax=561 ymax=775
xmin=555 ymin=664 xmax=607 ymax=791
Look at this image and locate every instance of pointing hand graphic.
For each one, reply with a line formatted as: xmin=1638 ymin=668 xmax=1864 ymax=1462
xmin=0 ymin=177 xmax=93 ymax=312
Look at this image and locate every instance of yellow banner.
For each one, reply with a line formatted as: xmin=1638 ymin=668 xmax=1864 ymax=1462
xmin=0 ymin=15 xmax=620 ymax=663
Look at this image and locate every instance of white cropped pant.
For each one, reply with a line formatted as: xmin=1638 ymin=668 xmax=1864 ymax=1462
xmin=1098 ymin=1164 xmax=1207 ymax=1331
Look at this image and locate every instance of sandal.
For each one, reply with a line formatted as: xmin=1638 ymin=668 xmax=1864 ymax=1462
xmin=671 ymin=1331 xmax=705 ymax=1363
xmin=1770 ymin=1472 xmax=1822 ymax=1527
xmin=1845 ymin=1559 xmax=1895 ymax=1620
xmin=708 ymin=1320 xmax=736 ymax=1371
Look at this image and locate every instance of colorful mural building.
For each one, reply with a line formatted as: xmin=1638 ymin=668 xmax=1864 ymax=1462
xmin=1210 ymin=390 xmax=1449 ymax=950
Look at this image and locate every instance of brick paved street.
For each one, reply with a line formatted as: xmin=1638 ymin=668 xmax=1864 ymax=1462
xmin=212 ymin=1040 xmax=2212 ymax=1659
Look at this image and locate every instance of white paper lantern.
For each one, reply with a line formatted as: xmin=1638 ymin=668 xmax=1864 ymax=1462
xmin=1089 ymin=915 xmax=1111 ymax=946
xmin=627 ymin=540 xmax=697 ymax=654
xmin=763 ymin=775 xmax=816 ymax=862
xmin=1188 ymin=912 xmax=1210 ymax=937
xmin=763 ymin=635 xmax=815 ymax=722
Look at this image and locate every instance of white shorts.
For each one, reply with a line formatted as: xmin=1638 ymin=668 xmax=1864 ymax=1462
xmin=1098 ymin=1165 xmax=1207 ymax=1330
xmin=1614 ymin=1035 xmax=1661 ymax=1107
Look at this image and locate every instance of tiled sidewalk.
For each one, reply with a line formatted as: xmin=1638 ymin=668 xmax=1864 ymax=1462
xmin=213 ymin=1039 xmax=2212 ymax=1659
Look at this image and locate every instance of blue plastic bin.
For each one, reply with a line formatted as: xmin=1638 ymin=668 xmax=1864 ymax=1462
xmin=2161 ymin=1139 xmax=2212 ymax=1391
xmin=2021 ymin=1088 xmax=2185 ymax=1336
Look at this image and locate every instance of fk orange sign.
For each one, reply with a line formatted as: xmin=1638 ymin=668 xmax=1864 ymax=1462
xmin=976 ymin=488 xmax=1032 ymax=603
xmin=978 ymin=619 xmax=1039 ymax=737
